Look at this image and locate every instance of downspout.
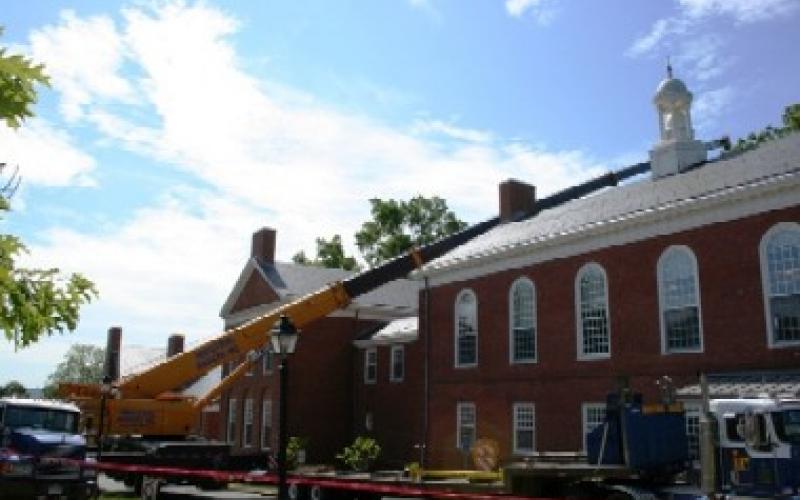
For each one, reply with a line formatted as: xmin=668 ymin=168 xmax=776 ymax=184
xmin=422 ymin=276 xmax=431 ymax=469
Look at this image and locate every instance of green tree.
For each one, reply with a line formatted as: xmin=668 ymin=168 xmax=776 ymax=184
xmin=355 ymin=195 xmax=467 ymax=267
xmin=0 ymin=31 xmax=97 ymax=348
xmin=0 ymin=380 xmax=28 ymax=397
xmin=731 ymin=103 xmax=800 ymax=153
xmin=43 ymin=344 xmax=105 ymax=397
xmin=292 ymin=234 xmax=359 ymax=271
xmin=0 ymin=27 xmax=49 ymax=128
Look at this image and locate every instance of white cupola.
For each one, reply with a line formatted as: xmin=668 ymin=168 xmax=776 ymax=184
xmin=649 ymin=65 xmax=707 ymax=179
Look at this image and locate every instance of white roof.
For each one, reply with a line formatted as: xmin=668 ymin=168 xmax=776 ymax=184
xmin=422 ymin=133 xmax=800 ymax=283
xmin=354 ymin=316 xmax=418 ymax=348
xmin=0 ymin=397 xmax=80 ymax=413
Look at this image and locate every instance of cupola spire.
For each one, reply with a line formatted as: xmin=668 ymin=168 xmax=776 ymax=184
xmin=648 ymin=65 xmax=707 ymax=179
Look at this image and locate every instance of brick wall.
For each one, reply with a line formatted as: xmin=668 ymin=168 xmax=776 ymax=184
xmin=222 ymin=315 xmax=385 ymax=465
xmin=424 ymin=205 xmax=800 ymax=467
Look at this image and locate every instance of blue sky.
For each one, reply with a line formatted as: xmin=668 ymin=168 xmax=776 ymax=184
xmin=1 ymin=0 xmax=798 ymax=387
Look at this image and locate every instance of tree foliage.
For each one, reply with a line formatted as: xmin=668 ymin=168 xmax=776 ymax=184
xmin=0 ymin=33 xmax=97 ymax=348
xmin=730 ymin=103 xmax=800 ymax=153
xmin=0 ymin=27 xmax=50 ymax=129
xmin=292 ymin=234 xmax=359 ymax=271
xmin=355 ymin=196 xmax=467 ymax=267
xmin=0 ymin=380 xmax=28 ymax=397
xmin=43 ymin=344 xmax=105 ymax=397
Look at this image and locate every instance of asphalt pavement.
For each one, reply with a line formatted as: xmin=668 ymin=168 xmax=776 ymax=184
xmin=99 ymin=473 xmax=273 ymax=499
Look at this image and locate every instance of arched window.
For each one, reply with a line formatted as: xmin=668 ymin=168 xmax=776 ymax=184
xmin=760 ymin=223 xmax=800 ymax=346
xmin=509 ymin=278 xmax=536 ymax=363
xmin=455 ymin=289 xmax=478 ymax=367
xmin=658 ymin=246 xmax=703 ymax=353
xmin=575 ymin=263 xmax=610 ymax=359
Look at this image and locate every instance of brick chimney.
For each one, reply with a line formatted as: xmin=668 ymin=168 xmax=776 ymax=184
xmin=104 ymin=326 xmax=122 ymax=382
xmin=252 ymin=227 xmax=276 ymax=263
xmin=499 ymin=179 xmax=536 ymax=222
xmin=167 ymin=334 xmax=185 ymax=358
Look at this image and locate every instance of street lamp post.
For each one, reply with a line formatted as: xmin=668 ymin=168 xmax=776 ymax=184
xmin=97 ymin=375 xmax=112 ymax=462
xmin=271 ymin=315 xmax=299 ymax=500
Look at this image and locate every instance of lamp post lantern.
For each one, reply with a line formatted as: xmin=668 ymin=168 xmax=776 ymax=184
xmin=271 ymin=314 xmax=299 ymax=500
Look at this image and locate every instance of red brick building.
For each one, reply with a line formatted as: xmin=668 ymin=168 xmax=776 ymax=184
xmin=417 ymin=74 xmax=800 ymax=467
xmin=219 ymin=228 xmax=418 ymax=465
xmin=217 ymin=72 xmax=800 ymax=472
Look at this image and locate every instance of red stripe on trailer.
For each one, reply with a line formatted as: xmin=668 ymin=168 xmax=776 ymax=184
xmin=74 ymin=459 xmax=572 ymax=500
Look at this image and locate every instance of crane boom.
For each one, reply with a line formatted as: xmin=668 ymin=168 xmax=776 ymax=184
xmin=61 ymin=161 xmax=650 ymax=437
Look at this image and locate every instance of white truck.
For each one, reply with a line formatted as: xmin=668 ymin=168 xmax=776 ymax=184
xmin=0 ymin=397 xmax=97 ymax=499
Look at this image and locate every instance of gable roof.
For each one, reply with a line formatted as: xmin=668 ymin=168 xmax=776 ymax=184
xmin=422 ymin=133 xmax=800 ymax=284
xmin=221 ymin=258 xmax=418 ymax=322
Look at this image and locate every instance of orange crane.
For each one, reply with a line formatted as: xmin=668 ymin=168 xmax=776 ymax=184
xmin=60 ymin=162 xmax=650 ymax=442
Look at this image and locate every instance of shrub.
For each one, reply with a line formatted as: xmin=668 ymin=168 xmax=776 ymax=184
xmin=336 ymin=436 xmax=381 ymax=472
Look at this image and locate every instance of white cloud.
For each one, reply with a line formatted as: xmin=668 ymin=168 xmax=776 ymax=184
xmin=0 ymin=120 xmax=96 ymax=187
xmin=411 ymin=119 xmax=492 ymax=144
xmin=10 ymin=2 xmax=607 ymax=381
xmin=29 ymin=10 xmax=134 ymax=122
xmin=627 ymin=17 xmax=691 ymax=58
xmin=629 ymin=0 xmax=797 ymax=60
xmin=692 ymin=86 xmax=735 ymax=135
xmin=505 ymin=0 xmax=557 ymax=24
xmin=678 ymin=0 xmax=798 ymax=23
xmin=674 ymin=35 xmax=732 ymax=82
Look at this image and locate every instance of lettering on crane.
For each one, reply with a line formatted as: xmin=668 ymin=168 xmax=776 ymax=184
xmin=194 ymin=335 xmax=239 ymax=371
xmin=117 ymin=410 xmax=156 ymax=428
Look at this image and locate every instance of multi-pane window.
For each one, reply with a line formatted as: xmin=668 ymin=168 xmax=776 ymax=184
xmin=510 ymin=278 xmax=537 ymax=363
xmin=761 ymin=223 xmax=800 ymax=345
xmin=364 ymin=348 xmax=377 ymax=384
xmin=684 ymin=404 xmax=701 ymax=460
xmin=243 ymin=398 xmax=254 ymax=448
xmin=582 ymin=403 xmax=607 ymax=451
xmin=457 ymin=402 xmax=476 ymax=452
xmin=261 ymin=399 xmax=272 ymax=450
xmin=227 ymin=397 xmax=237 ymax=445
xmin=262 ymin=350 xmax=273 ymax=375
xmin=513 ymin=403 xmax=535 ymax=454
xmin=390 ymin=345 xmax=405 ymax=382
xmin=576 ymin=264 xmax=610 ymax=358
xmin=455 ymin=290 xmax=478 ymax=367
xmin=658 ymin=246 xmax=702 ymax=352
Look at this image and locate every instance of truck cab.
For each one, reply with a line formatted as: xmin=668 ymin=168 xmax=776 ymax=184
xmin=0 ymin=397 xmax=97 ymax=499
xmin=710 ymin=397 xmax=800 ymax=498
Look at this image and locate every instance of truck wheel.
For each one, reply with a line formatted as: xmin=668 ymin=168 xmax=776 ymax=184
xmin=140 ymin=475 xmax=162 ymax=500
xmin=289 ymin=483 xmax=309 ymax=500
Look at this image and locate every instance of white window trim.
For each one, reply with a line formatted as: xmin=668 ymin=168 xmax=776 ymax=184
xmin=242 ymin=398 xmax=254 ymax=448
xmin=657 ymin=245 xmax=704 ymax=354
xmin=456 ymin=402 xmax=476 ymax=451
xmin=581 ymin=402 xmax=606 ymax=452
xmin=227 ymin=397 xmax=237 ymax=445
xmin=389 ymin=345 xmax=405 ymax=383
xmin=575 ymin=262 xmax=611 ymax=360
xmin=512 ymin=402 xmax=536 ymax=455
xmin=760 ymin=222 xmax=800 ymax=348
xmin=509 ymin=277 xmax=537 ymax=365
xmin=364 ymin=347 xmax=377 ymax=384
xmin=261 ymin=399 xmax=272 ymax=450
xmin=683 ymin=402 xmax=702 ymax=463
xmin=454 ymin=289 xmax=479 ymax=368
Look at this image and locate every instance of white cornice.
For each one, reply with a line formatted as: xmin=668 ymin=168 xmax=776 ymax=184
xmin=421 ymin=168 xmax=800 ymax=288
